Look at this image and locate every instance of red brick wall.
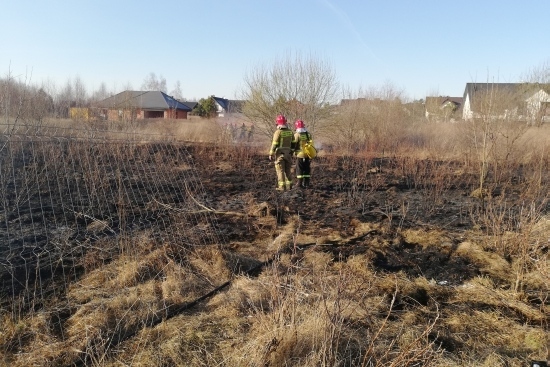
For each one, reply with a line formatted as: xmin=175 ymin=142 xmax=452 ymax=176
xmin=105 ymin=108 xmax=187 ymax=120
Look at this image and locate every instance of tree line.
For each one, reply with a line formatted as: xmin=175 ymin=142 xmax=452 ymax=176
xmin=0 ymin=71 xmax=189 ymax=121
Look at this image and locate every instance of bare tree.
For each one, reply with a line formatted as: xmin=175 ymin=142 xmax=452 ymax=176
xmin=329 ymin=82 xmax=409 ymax=154
xmin=520 ymin=59 xmax=550 ymax=126
xmin=159 ymin=77 xmax=167 ymax=93
xmin=141 ymin=72 xmax=167 ymax=92
xmin=521 ymin=58 xmax=550 ymax=84
xmin=1 ymin=67 xmax=29 ymax=129
xmin=91 ymin=82 xmax=109 ymax=103
xmin=330 ymin=86 xmax=371 ymax=153
xmin=73 ymin=76 xmax=88 ymax=107
xmin=170 ymin=80 xmax=184 ymax=100
xmin=2 ymin=68 xmax=53 ymax=125
xmin=55 ymin=79 xmax=73 ymax=118
xmin=239 ymin=51 xmax=338 ymax=137
xmin=26 ymin=87 xmax=54 ymax=123
xmin=462 ymin=82 xmax=530 ymax=203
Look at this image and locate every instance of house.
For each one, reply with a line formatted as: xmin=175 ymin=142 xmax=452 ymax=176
xmin=424 ymin=96 xmax=463 ymax=122
xmin=96 ymin=90 xmax=192 ymax=121
xmin=462 ymin=83 xmax=550 ymax=124
xmin=339 ymin=97 xmax=396 ymax=109
xmin=338 ymin=98 xmax=405 ymax=116
xmin=211 ymin=96 xmax=245 ymax=117
xmin=179 ymin=100 xmax=198 ymax=111
xmin=340 ymin=97 xmax=369 ymax=106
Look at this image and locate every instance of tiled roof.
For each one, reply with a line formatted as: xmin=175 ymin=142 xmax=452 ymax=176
xmin=180 ymin=101 xmax=198 ymax=110
xmin=97 ymin=91 xmax=192 ymax=111
xmin=212 ymin=96 xmax=245 ymax=113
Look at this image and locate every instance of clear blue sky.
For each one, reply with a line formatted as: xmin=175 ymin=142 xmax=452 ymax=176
xmin=2 ymin=0 xmax=549 ymax=101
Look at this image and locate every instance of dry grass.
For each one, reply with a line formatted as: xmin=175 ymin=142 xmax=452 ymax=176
xmin=1 ymin=218 xmax=548 ymax=366
xmin=1 ymin=116 xmax=548 ymax=366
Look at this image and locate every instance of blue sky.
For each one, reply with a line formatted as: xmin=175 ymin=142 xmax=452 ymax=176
xmin=2 ymin=0 xmax=549 ymax=101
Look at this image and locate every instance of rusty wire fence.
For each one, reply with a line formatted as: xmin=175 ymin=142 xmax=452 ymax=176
xmin=0 ymin=122 xmax=224 ymax=319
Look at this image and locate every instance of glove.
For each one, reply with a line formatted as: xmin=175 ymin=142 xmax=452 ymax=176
xmin=269 ymin=155 xmax=273 ymax=161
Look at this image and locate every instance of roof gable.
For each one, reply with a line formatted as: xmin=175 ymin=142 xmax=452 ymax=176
xmin=161 ymin=93 xmax=191 ymax=111
xmin=212 ymin=96 xmax=245 ymax=113
xmin=180 ymin=101 xmax=198 ymax=110
xmin=212 ymin=96 xmax=229 ymax=111
xmin=442 ymin=96 xmax=463 ymax=105
xmin=425 ymin=96 xmax=463 ymax=107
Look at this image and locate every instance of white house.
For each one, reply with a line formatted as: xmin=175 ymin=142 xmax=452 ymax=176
xmin=462 ymin=83 xmax=550 ymax=124
xmin=525 ymin=89 xmax=550 ymax=123
xmin=211 ymin=96 xmax=245 ymax=118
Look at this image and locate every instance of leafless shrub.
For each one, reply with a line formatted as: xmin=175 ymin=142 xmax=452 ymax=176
xmin=395 ymin=155 xmax=462 ymax=213
xmin=470 ymin=196 xmax=549 ymax=292
xmin=329 ymin=83 xmax=412 ymax=156
xmin=240 ymin=51 xmax=338 ymax=138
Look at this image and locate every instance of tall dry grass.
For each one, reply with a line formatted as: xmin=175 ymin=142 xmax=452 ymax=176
xmin=1 ymin=109 xmax=548 ymax=366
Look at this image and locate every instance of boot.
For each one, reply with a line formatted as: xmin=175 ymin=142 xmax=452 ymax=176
xmin=303 ymin=178 xmax=310 ymax=188
xmin=297 ymin=178 xmax=303 ymax=189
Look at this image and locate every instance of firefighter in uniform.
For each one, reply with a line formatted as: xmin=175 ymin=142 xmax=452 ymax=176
xmin=293 ymin=119 xmax=313 ymax=189
xmin=269 ymin=114 xmax=294 ymax=191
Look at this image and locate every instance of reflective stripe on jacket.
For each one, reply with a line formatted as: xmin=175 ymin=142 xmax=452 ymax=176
xmin=269 ymin=128 xmax=293 ymax=155
xmin=293 ymin=131 xmax=312 ymax=159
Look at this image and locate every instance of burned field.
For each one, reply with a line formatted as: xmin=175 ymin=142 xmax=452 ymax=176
xmin=0 ymin=135 xmax=548 ymax=366
xmin=205 ymin=152 xmax=482 ymax=285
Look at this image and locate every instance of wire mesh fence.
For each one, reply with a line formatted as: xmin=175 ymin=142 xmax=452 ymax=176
xmin=0 ymin=122 xmax=224 ymax=320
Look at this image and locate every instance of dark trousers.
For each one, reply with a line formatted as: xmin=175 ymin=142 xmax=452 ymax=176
xmin=296 ymin=157 xmax=311 ymax=187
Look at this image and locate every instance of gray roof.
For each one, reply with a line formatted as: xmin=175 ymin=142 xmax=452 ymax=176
xmin=212 ymin=96 xmax=245 ymax=113
xmin=425 ymin=96 xmax=463 ymax=108
xmin=180 ymin=101 xmax=198 ymax=110
xmin=97 ymin=91 xmax=192 ymax=111
xmin=463 ymin=83 xmax=550 ymax=101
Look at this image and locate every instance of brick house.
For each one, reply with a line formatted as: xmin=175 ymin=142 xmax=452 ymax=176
xmin=96 ymin=90 xmax=192 ymax=121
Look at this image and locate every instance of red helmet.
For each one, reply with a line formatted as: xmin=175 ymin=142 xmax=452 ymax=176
xmin=276 ymin=114 xmax=287 ymax=126
xmin=294 ymin=119 xmax=305 ymax=129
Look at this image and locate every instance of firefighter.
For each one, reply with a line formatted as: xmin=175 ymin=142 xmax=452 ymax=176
xmin=293 ymin=119 xmax=313 ymax=189
xmin=268 ymin=114 xmax=294 ymax=191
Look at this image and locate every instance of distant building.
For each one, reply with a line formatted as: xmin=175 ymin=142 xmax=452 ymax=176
xmin=424 ymin=96 xmax=463 ymax=122
xmin=212 ymin=96 xmax=245 ymax=117
xmin=179 ymin=100 xmax=198 ymax=110
xmin=462 ymin=83 xmax=550 ymax=124
xmin=338 ymin=97 xmax=405 ymax=116
xmin=96 ymin=90 xmax=192 ymax=121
